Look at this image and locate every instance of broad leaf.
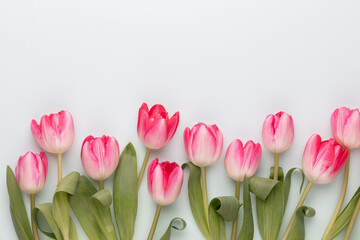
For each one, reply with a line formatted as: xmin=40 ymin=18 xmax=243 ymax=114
xmin=6 ymin=166 xmax=34 ymax=240
xmin=114 ymin=142 xmax=138 ymax=240
xmin=33 ymin=203 xmax=62 ymax=239
xmin=52 ymin=172 xmax=79 ymax=240
xmin=238 ymin=176 xmax=254 ymax=240
xmin=182 ymin=162 xmax=211 ymax=239
xmin=287 ymin=206 xmax=315 ymax=240
xmin=160 ymin=217 xmax=186 ymax=240
xmin=209 ymin=196 xmax=241 ymax=240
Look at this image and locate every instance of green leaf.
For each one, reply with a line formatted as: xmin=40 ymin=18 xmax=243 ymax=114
xmin=325 ymin=187 xmax=360 ymax=239
xmin=33 ymin=203 xmax=63 ymax=239
xmin=6 ymin=166 xmax=34 ymax=240
xmin=249 ymin=176 xmax=280 ymax=201
xmin=69 ymin=176 xmax=104 ymax=240
xmin=160 ymin=217 xmax=187 ymax=240
xmin=209 ymin=196 xmax=241 ymax=240
xmin=52 ymin=171 xmax=80 ymax=240
xmin=288 ymin=206 xmax=315 ymax=240
xmin=113 ymin=142 xmax=138 ymax=240
xmin=269 ymin=167 xmax=284 ymax=183
xmin=182 ymin=162 xmax=211 ymax=239
xmin=89 ymin=190 xmax=118 ymax=240
xmin=238 ymin=176 xmax=254 ymax=240
xmin=283 ymin=168 xmax=304 ymax=208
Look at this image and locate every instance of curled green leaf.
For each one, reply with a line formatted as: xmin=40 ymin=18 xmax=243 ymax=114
xmin=160 ymin=217 xmax=186 ymax=240
xmin=287 ymin=206 xmax=316 ymax=240
xmin=33 ymin=203 xmax=62 ymax=239
xmin=249 ymin=176 xmax=280 ymax=201
xmin=114 ymin=142 xmax=138 ymax=240
xmin=182 ymin=162 xmax=211 ymax=239
xmin=209 ymin=196 xmax=241 ymax=240
xmin=7 ymin=166 xmax=34 ymax=240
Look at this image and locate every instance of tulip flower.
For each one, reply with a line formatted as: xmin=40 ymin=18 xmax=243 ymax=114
xmin=262 ymin=111 xmax=294 ymax=181
xmin=183 ymin=123 xmax=223 ymax=167
xmin=282 ymin=134 xmax=348 ymax=240
xmin=183 ymin=122 xmax=223 ymax=230
xmin=147 ymin=158 xmax=183 ymax=240
xmin=224 ymin=139 xmax=262 ymax=240
xmin=81 ymin=135 xmax=120 ymax=190
xmin=137 ymin=103 xmax=180 ymax=189
xmin=323 ymin=107 xmax=360 ymax=238
xmin=331 ymin=107 xmax=360 ymax=149
xmin=31 ymin=110 xmax=75 ymax=183
xmin=15 ymin=151 xmax=48 ymax=240
xmin=224 ymin=139 xmax=262 ymax=182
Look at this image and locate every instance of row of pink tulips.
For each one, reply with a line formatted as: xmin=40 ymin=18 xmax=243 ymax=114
xmin=12 ymin=105 xmax=360 ymax=240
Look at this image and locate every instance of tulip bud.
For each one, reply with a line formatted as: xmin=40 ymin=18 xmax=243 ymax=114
xmin=331 ymin=107 xmax=360 ymax=149
xmin=31 ymin=110 xmax=75 ymax=154
xmin=262 ymin=111 xmax=294 ymax=153
xmin=137 ymin=103 xmax=180 ymax=149
xmin=183 ymin=123 xmax=223 ymax=167
xmin=302 ymin=134 xmax=348 ymax=184
xmin=224 ymin=139 xmax=262 ymax=182
xmin=147 ymin=158 xmax=183 ymax=206
xmin=15 ymin=152 xmax=48 ymax=194
xmin=81 ymin=135 xmax=120 ymax=181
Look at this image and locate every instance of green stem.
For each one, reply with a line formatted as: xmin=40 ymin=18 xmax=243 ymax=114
xmin=137 ymin=148 xmax=151 ymax=189
xmin=30 ymin=194 xmax=39 ymax=240
xmin=273 ymin=153 xmax=279 ymax=181
xmin=322 ymin=150 xmax=351 ymax=239
xmin=57 ymin=153 xmax=62 ymax=184
xmin=282 ymin=181 xmax=313 ymax=240
xmin=231 ymin=181 xmax=241 ymax=240
xmin=343 ymin=190 xmax=360 ymax=240
xmin=201 ymin=167 xmax=210 ymax=229
xmin=99 ymin=180 xmax=104 ymax=191
xmin=147 ymin=205 xmax=162 ymax=240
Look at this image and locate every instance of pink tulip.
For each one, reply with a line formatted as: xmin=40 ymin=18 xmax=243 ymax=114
xmin=15 ymin=152 xmax=48 ymax=194
xmin=137 ymin=103 xmax=179 ymax=149
xmin=147 ymin=158 xmax=183 ymax=206
xmin=331 ymin=107 xmax=360 ymax=149
xmin=262 ymin=111 xmax=294 ymax=153
xmin=31 ymin=110 xmax=75 ymax=154
xmin=224 ymin=139 xmax=262 ymax=182
xmin=302 ymin=134 xmax=348 ymax=184
xmin=81 ymin=135 xmax=120 ymax=181
xmin=183 ymin=123 xmax=223 ymax=167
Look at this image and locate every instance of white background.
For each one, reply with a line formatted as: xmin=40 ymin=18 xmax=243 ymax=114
xmin=1 ymin=0 xmax=360 ymax=239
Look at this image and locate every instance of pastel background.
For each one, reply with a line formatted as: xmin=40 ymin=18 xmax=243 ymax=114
xmin=1 ymin=0 xmax=360 ymax=239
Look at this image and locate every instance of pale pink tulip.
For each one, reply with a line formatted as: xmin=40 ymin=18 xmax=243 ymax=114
xmin=183 ymin=123 xmax=223 ymax=167
xmin=331 ymin=107 xmax=360 ymax=149
xmin=81 ymin=135 xmax=120 ymax=181
xmin=302 ymin=134 xmax=348 ymax=184
xmin=262 ymin=111 xmax=294 ymax=153
xmin=137 ymin=103 xmax=179 ymax=149
xmin=31 ymin=110 xmax=75 ymax=154
xmin=147 ymin=158 xmax=183 ymax=206
xmin=15 ymin=152 xmax=48 ymax=194
xmin=224 ymin=139 xmax=262 ymax=182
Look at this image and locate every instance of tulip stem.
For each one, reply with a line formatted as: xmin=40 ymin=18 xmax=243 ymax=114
xmin=273 ymin=153 xmax=279 ymax=181
xmin=57 ymin=153 xmax=62 ymax=184
xmin=200 ymin=167 xmax=210 ymax=229
xmin=99 ymin=180 xmax=104 ymax=191
xmin=147 ymin=204 xmax=162 ymax=240
xmin=322 ymin=150 xmax=351 ymax=240
xmin=138 ymin=148 xmax=151 ymax=189
xmin=343 ymin=194 xmax=360 ymax=240
xmin=282 ymin=181 xmax=313 ymax=240
xmin=30 ymin=194 xmax=39 ymax=240
xmin=231 ymin=181 xmax=241 ymax=240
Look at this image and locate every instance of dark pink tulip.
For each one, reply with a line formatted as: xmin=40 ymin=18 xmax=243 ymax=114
xmin=147 ymin=158 xmax=183 ymax=206
xmin=137 ymin=103 xmax=179 ymax=149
